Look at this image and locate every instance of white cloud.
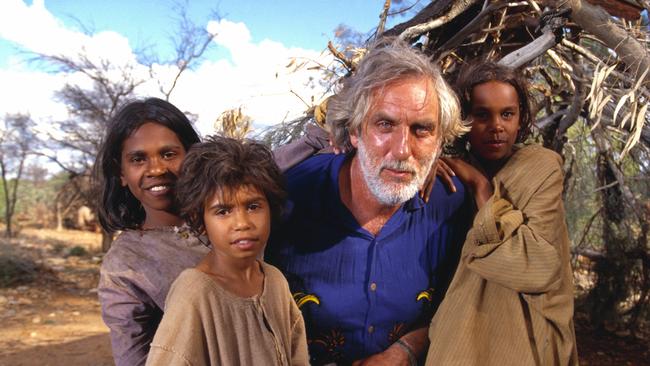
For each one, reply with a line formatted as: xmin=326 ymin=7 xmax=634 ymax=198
xmin=0 ymin=2 xmax=334 ymax=141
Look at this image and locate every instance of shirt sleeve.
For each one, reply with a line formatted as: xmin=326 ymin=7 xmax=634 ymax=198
xmin=272 ymin=122 xmax=332 ymax=172
xmin=146 ymin=282 xmax=208 ymax=366
xmin=98 ymin=269 xmax=162 ymax=366
xmin=289 ymin=296 xmax=310 ymax=366
xmin=463 ymin=165 xmax=564 ymax=293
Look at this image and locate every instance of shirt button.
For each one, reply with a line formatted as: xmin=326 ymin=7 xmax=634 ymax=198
xmin=370 ymin=283 xmax=377 ymax=291
xmin=368 ymin=325 xmax=375 ymax=334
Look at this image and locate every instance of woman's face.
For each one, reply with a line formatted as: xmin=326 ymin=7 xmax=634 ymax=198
xmin=467 ymin=81 xmax=521 ymax=163
xmin=119 ymin=122 xmax=186 ymax=227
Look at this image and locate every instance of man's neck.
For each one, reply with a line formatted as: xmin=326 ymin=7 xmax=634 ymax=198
xmin=339 ymin=155 xmax=401 ymax=237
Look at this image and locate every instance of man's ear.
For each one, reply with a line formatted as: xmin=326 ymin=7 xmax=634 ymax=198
xmin=350 ymin=130 xmax=359 ymax=149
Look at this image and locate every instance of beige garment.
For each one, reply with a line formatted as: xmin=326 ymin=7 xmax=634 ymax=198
xmin=146 ymin=262 xmax=309 ymax=366
xmin=426 ymin=145 xmax=578 ymax=366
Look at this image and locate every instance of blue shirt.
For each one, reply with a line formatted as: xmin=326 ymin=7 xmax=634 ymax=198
xmin=266 ymin=153 xmax=469 ymax=365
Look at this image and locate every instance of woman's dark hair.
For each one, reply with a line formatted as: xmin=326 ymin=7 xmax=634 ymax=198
xmin=95 ymin=97 xmax=200 ymax=233
xmin=176 ymin=135 xmax=286 ymax=237
xmin=455 ymin=62 xmax=534 ymax=143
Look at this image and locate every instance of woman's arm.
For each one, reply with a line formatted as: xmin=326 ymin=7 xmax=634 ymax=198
xmin=464 ymin=163 xmax=565 ymax=293
xmin=273 ymin=122 xmax=332 ymax=172
xmin=98 ymin=270 xmax=161 ymax=366
xmin=441 ymin=157 xmax=493 ymax=208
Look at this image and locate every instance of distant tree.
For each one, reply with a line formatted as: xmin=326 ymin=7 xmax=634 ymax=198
xmin=0 ymin=114 xmax=37 ymax=237
xmin=34 ymin=3 xmax=217 ymax=251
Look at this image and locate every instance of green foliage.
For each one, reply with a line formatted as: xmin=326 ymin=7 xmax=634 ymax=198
xmin=67 ymin=245 xmax=87 ymax=257
xmin=0 ymin=170 xmax=73 ymax=229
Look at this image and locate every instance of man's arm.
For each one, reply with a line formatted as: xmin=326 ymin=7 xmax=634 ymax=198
xmin=352 ymin=327 xmax=427 ymax=366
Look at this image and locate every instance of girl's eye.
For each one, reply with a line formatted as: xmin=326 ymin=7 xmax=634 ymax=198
xmin=215 ymin=208 xmax=231 ymax=216
xmin=471 ymin=111 xmax=488 ymax=120
xmin=502 ymin=111 xmax=514 ymax=119
xmin=248 ymin=203 xmax=262 ymax=211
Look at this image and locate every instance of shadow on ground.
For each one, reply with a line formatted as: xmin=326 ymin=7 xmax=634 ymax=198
xmin=0 ymin=333 xmax=112 ymax=366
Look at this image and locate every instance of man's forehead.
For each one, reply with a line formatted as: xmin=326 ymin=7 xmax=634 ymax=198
xmin=367 ymin=78 xmax=439 ymax=118
xmin=372 ymin=78 xmax=437 ymax=104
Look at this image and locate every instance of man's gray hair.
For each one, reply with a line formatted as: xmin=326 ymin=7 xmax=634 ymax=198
xmin=326 ymin=37 xmax=466 ymax=151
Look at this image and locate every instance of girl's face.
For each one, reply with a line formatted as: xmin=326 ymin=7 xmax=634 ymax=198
xmin=203 ymin=185 xmax=271 ymax=264
xmin=120 ymin=122 xmax=186 ymax=228
xmin=467 ymin=81 xmax=521 ymax=163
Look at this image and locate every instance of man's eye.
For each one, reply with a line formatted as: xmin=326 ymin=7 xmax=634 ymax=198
xmin=377 ymin=120 xmax=392 ymax=130
xmin=130 ymin=156 xmax=145 ymax=163
xmin=414 ymin=126 xmax=433 ymax=137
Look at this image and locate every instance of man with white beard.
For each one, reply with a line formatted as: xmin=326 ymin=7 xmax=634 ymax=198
xmin=266 ymin=38 xmax=470 ymax=366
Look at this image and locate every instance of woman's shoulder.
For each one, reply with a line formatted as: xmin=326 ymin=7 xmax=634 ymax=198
xmin=504 ymin=144 xmax=563 ymax=177
xmin=102 ymin=227 xmax=206 ymax=273
xmin=514 ymin=144 xmax=562 ymax=166
xmin=100 ymin=230 xmax=149 ymax=271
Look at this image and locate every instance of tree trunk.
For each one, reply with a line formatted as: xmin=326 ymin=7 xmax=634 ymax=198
xmin=565 ymin=0 xmax=650 ymax=83
xmin=101 ymin=230 xmax=113 ymax=252
xmin=587 ymin=149 xmax=629 ymax=329
xmin=56 ymin=200 xmax=63 ymax=231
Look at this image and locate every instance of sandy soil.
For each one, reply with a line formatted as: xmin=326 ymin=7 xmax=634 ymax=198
xmin=0 ymin=228 xmax=112 ymax=366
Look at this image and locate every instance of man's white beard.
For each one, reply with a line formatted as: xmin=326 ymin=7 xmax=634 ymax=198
xmin=356 ymin=138 xmax=436 ymax=206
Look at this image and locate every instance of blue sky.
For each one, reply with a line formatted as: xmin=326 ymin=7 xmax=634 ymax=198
xmin=0 ymin=0 xmax=387 ymax=66
xmin=0 ymin=0 xmax=414 ymax=136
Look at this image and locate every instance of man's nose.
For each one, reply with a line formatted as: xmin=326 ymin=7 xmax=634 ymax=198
xmin=391 ymin=126 xmax=411 ymax=160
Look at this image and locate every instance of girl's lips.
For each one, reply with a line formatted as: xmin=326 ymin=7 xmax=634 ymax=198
xmin=484 ymin=141 xmax=506 ymax=149
xmin=231 ymin=238 xmax=259 ymax=250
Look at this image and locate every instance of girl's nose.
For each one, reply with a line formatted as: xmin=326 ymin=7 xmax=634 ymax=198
xmin=233 ymin=210 xmax=253 ymax=231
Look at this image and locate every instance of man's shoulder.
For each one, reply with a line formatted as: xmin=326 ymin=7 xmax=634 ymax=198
xmin=425 ymin=175 xmax=467 ymax=215
xmin=284 ymin=153 xmax=342 ymax=192
xmin=285 ymin=153 xmax=339 ymax=177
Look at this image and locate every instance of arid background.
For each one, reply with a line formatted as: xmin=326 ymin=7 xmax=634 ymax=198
xmin=1 ymin=226 xmax=648 ymax=366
